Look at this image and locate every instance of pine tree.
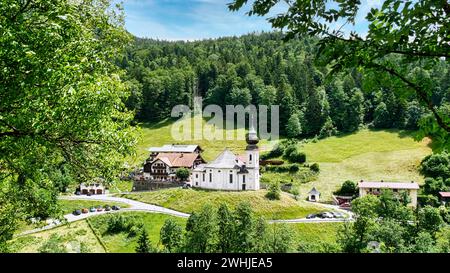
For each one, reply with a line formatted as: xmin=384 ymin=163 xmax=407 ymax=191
xmin=135 ymin=228 xmax=152 ymax=253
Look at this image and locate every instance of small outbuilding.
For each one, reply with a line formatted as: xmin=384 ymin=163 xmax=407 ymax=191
xmin=308 ymin=187 xmax=320 ymax=202
xmin=79 ymin=183 xmax=106 ymax=195
xmin=439 ymin=192 xmax=450 ymax=205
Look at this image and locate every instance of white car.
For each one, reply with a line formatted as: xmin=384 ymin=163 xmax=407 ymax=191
xmin=331 ymin=212 xmax=345 ymax=218
xmin=320 ymin=212 xmax=334 ymax=218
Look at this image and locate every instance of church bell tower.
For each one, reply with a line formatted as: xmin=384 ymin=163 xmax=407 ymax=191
xmin=245 ymin=116 xmax=260 ymax=190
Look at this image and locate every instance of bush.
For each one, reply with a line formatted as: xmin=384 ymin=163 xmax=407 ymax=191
xmin=288 ymin=151 xmax=306 ymax=164
xmin=261 ymin=145 xmax=285 ymax=160
xmin=289 ymin=164 xmax=300 ymax=173
xmin=310 ymin=163 xmax=320 ymax=173
xmin=128 ymin=222 xmax=145 ymax=237
xmin=334 ymin=180 xmax=357 ymax=196
xmin=106 ymin=214 xmax=142 ymax=236
xmin=418 ymin=194 xmax=440 ymax=207
xmin=420 ymin=151 xmax=450 ymax=180
xmin=265 ymin=164 xmax=299 ymax=173
xmin=266 ymin=182 xmax=281 ymax=200
xmin=106 ymin=214 xmax=129 ymax=234
xmin=176 ymin=168 xmax=190 ymax=181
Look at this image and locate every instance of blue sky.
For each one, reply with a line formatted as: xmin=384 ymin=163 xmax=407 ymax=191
xmin=121 ymin=0 xmax=382 ymax=41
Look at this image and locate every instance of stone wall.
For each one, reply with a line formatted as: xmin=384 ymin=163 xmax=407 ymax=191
xmin=132 ymin=179 xmax=182 ymax=192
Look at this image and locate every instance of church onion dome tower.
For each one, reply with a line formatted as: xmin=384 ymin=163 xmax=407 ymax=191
xmin=246 ymin=120 xmax=259 ymax=150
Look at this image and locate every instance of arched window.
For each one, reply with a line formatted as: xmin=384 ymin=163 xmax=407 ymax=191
xmin=249 ymin=154 xmax=252 ymax=162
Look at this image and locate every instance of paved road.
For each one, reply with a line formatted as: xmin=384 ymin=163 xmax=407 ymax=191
xmin=18 ymin=194 xmax=352 ymax=236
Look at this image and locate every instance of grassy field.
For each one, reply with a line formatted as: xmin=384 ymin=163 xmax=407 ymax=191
xmin=291 ymin=222 xmax=342 ymax=249
xmin=58 ymin=200 xmax=130 ymax=214
xmin=130 ymin=116 xmax=275 ymax=165
xmin=88 ymin=212 xmax=186 ymax=253
xmin=297 ymin=129 xmax=432 ymax=201
xmin=120 ymin=188 xmax=326 ymax=220
xmin=10 ymin=211 xmax=341 ymax=253
xmin=10 ymin=220 xmax=105 ymax=253
xmin=10 ymin=212 xmax=184 ymax=253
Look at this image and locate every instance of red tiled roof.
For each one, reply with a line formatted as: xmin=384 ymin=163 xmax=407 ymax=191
xmin=358 ymin=181 xmax=419 ymax=190
xmin=153 ymin=153 xmax=200 ymax=168
xmin=439 ymin=192 xmax=450 ymax=198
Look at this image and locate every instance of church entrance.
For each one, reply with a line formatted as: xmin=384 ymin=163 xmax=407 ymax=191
xmin=242 ymin=184 xmax=246 ymax=190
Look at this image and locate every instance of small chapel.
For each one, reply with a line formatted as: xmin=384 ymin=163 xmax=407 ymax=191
xmin=190 ymin=124 xmax=260 ymax=191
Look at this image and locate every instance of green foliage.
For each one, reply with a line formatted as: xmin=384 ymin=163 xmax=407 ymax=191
xmin=264 ymin=164 xmax=299 ymax=173
xmin=226 ymin=87 xmax=252 ymax=106
xmin=282 ymin=143 xmax=306 ymax=164
xmin=266 ymin=181 xmax=281 ymax=200
xmin=217 ymin=204 xmax=235 ymax=253
xmin=287 ymin=151 xmax=307 ymax=164
xmin=229 ymin=0 xmax=450 ymax=148
xmin=184 ymin=205 xmax=218 ymax=253
xmin=0 ymin=0 xmax=137 ymax=245
xmin=266 ymin=223 xmax=296 ymax=253
xmin=417 ymin=206 xmax=444 ymax=237
xmin=179 ymin=202 xmax=296 ymax=253
xmin=338 ymin=191 xmax=448 ymax=253
xmin=309 ymin=163 xmax=320 ymax=173
xmin=286 ymin=113 xmax=302 ymax=138
xmin=106 ymin=214 xmax=143 ymax=237
xmin=319 ymin=117 xmax=338 ymax=139
xmin=420 ymin=151 xmax=450 ymax=180
xmin=423 ymin=177 xmax=449 ymax=196
xmin=290 ymin=187 xmax=300 ymax=200
xmin=260 ymin=144 xmax=284 ymax=160
xmin=404 ymin=101 xmax=425 ymax=130
xmin=135 ymin=228 xmax=154 ymax=253
xmin=335 ymin=180 xmax=358 ymax=197
xmin=38 ymin=234 xmax=67 ymax=253
xmin=176 ymin=168 xmax=190 ymax=181
xmin=160 ymin=218 xmax=184 ymax=253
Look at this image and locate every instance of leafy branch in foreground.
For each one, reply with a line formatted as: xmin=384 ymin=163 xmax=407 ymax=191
xmin=0 ymin=0 xmax=138 ymax=251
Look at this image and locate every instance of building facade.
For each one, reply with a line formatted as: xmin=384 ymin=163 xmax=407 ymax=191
xmin=143 ymin=152 xmax=205 ymax=181
xmin=358 ymin=181 xmax=419 ymax=207
xmin=190 ymin=126 xmax=260 ymax=191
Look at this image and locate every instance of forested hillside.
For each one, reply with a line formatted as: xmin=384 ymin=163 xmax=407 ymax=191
xmin=119 ymin=32 xmax=450 ymax=138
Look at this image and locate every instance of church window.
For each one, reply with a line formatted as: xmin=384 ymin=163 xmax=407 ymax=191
xmin=229 ymin=174 xmax=233 ymax=183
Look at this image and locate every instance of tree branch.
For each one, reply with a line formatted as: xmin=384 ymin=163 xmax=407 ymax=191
xmin=370 ymin=62 xmax=450 ymax=133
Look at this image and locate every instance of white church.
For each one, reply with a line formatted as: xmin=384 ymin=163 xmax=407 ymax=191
xmin=190 ymin=125 xmax=260 ymax=191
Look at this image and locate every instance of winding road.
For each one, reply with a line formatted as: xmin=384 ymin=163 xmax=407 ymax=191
xmin=18 ymin=194 xmax=353 ymax=236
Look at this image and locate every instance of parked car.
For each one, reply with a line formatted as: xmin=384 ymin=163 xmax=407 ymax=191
xmin=87 ymin=192 xmax=92 ymax=196
xmin=331 ymin=212 xmax=344 ymax=218
xmin=96 ymin=206 xmax=103 ymax=212
xmin=81 ymin=208 xmax=89 ymax=214
xmin=306 ymin=214 xmax=317 ymax=219
xmin=111 ymin=205 xmax=121 ymax=211
xmin=75 ymin=191 xmax=81 ymax=196
xmin=73 ymin=209 xmax=82 ymax=216
xmin=104 ymin=205 xmax=111 ymax=211
xmin=89 ymin=207 xmax=96 ymax=213
xmin=319 ymin=212 xmax=334 ymax=218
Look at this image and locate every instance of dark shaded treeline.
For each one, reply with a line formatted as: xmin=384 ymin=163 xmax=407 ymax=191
xmin=118 ymin=32 xmax=450 ymax=137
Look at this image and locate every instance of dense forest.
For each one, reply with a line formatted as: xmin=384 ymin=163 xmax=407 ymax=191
xmin=119 ymin=32 xmax=450 ymax=138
